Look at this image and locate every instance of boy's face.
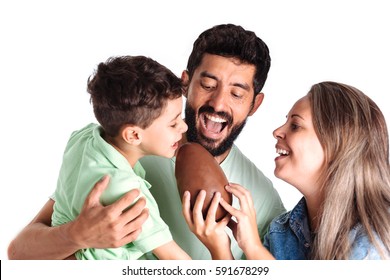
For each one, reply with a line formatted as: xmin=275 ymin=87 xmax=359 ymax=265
xmin=141 ymin=96 xmax=187 ymax=158
xmin=183 ymin=54 xmax=263 ymax=161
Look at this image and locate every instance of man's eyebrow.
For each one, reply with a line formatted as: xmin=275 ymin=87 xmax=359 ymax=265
xmin=200 ymin=71 xmax=217 ymax=80
xmin=232 ymin=82 xmax=250 ymax=91
xmin=200 ymin=71 xmax=251 ymax=91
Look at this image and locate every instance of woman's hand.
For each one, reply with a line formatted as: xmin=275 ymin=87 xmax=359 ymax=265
xmin=182 ymin=190 xmax=233 ymax=259
xmin=220 ymin=183 xmax=275 ymax=260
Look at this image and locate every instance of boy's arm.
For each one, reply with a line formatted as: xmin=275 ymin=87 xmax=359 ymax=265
xmin=182 ymin=190 xmax=234 ymax=260
xmin=8 ymin=176 xmax=149 ymax=259
xmin=152 ymin=240 xmax=192 ymax=260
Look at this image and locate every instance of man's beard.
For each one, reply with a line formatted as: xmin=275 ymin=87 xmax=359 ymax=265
xmin=185 ymin=103 xmax=247 ymax=157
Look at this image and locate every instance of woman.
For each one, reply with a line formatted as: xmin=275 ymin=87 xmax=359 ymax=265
xmin=183 ymin=81 xmax=390 ymax=259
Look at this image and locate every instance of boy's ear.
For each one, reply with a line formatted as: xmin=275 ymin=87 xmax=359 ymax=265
xmin=181 ymin=70 xmax=190 ymax=98
xmin=122 ymin=125 xmax=142 ymax=145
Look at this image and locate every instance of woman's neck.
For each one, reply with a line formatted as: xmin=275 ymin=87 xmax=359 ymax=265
xmin=304 ymin=189 xmax=324 ymax=232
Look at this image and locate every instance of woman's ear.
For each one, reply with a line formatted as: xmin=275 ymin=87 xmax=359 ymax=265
xmin=122 ymin=126 xmax=142 ymax=145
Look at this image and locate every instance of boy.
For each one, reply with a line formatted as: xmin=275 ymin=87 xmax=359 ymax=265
xmin=51 ymin=55 xmax=190 ymax=260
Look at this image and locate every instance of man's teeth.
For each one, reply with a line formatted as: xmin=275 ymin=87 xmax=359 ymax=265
xmin=277 ymin=148 xmax=290 ymax=155
xmin=205 ymin=113 xmax=226 ymax=123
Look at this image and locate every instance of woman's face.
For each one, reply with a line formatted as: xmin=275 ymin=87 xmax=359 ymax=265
xmin=273 ymin=96 xmax=325 ymax=195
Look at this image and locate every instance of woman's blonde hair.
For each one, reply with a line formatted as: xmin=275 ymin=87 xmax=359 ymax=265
xmin=308 ymin=81 xmax=390 ymax=259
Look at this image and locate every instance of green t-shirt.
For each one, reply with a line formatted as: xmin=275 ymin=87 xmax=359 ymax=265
xmin=140 ymin=144 xmax=286 ymax=260
xmin=52 ymin=123 xmax=172 ymax=260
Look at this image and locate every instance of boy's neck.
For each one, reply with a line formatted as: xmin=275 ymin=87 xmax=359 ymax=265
xmin=103 ymin=134 xmax=140 ymax=168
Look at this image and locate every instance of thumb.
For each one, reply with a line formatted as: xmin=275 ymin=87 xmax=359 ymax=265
xmin=227 ymin=219 xmax=238 ymax=239
xmin=83 ymin=175 xmax=110 ymax=208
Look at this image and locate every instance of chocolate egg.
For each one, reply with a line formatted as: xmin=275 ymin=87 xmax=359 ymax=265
xmin=175 ymin=142 xmax=232 ymax=221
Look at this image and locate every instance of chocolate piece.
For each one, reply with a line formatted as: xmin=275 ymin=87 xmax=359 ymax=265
xmin=175 ymin=142 xmax=232 ymax=221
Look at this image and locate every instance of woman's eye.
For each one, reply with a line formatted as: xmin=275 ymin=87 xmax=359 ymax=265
xmin=291 ymin=123 xmax=299 ymax=130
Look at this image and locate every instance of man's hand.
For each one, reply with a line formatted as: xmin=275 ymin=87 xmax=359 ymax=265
xmin=67 ymin=175 xmax=149 ymax=249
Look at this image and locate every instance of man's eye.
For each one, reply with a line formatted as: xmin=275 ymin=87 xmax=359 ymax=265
xmin=232 ymin=92 xmax=243 ymax=99
xmin=202 ymin=84 xmax=213 ymax=90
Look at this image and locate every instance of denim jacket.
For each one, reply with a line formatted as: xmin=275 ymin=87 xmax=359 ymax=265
xmin=263 ymin=197 xmax=388 ymax=259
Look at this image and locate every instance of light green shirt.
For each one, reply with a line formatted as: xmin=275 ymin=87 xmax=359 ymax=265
xmin=52 ymin=123 xmax=172 ymax=260
xmin=140 ymin=144 xmax=286 ymax=260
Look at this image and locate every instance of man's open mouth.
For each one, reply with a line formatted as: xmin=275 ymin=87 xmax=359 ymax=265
xmin=201 ymin=112 xmax=229 ymax=134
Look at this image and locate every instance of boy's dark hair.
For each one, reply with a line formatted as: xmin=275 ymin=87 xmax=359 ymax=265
xmin=186 ymin=23 xmax=271 ymax=96
xmin=87 ymin=55 xmax=183 ymax=137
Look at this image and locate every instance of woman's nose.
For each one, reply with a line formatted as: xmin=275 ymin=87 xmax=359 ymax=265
xmin=273 ymin=125 xmax=285 ymax=139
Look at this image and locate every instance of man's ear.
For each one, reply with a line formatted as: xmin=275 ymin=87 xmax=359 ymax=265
xmin=181 ymin=70 xmax=190 ymax=98
xmin=249 ymin=92 xmax=265 ymax=116
xmin=122 ymin=126 xmax=142 ymax=145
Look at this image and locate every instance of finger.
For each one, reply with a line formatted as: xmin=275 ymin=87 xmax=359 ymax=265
xmin=109 ymin=188 xmax=141 ymax=215
xmin=182 ymin=191 xmax=194 ymax=226
xmin=121 ymin=195 xmax=146 ymax=223
xmin=123 ymin=208 xmax=149 ymax=233
xmin=121 ymin=228 xmax=143 ymax=245
xmin=119 ymin=208 xmax=149 ymax=244
xmin=83 ymin=175 xmax=110 ymax=208
xmin=217 ymin=212 xmax=231 ymax=227
xmin=205 ymin=192 xmax=220 ymax=223
xmin=227 ymin=219 xmax=238 ymax=236
xmin=225 ymin=184 xmax=253 ymax=213
xmin=225 ymin=183 xmax=248 ymax=198
xmin=220 ymin=197 xmax=242 ymax=218
xmin=192 ymin=190 xmax=206 ymax=225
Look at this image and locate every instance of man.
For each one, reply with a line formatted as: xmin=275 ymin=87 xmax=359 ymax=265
xmin=140 ymin=24 xmax=285 ymax=259
xmin=8 ymin=24 xmax=285 ymax=260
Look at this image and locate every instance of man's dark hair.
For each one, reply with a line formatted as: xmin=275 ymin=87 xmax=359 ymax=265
xmin=186 ymin=23 xmax=271 ymax=95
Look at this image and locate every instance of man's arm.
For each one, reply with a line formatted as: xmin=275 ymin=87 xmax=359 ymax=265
xmin=8 ymin=176 xmax=149 ymax=259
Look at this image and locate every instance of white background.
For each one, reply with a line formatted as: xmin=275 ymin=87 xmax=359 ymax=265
xmin=1 ymin=0 xmax=389 ymax=261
